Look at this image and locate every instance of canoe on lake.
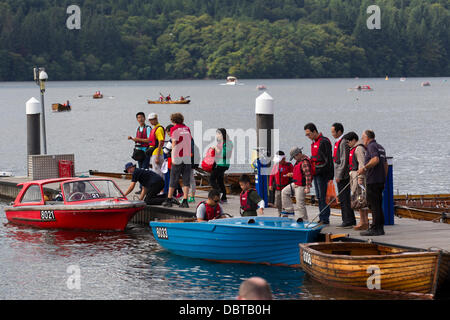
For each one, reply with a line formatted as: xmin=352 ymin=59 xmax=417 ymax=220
xmin=147 ymin=99 xmax=190 ymax=104
xmin=299 ymin=241 xmax=448 ymax=299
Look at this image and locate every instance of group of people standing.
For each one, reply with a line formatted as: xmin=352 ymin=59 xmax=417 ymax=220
xmin=269 ymin=122 xmax=387 ymax=236
xmin=124 ymin=111 xmax=234 ymax=212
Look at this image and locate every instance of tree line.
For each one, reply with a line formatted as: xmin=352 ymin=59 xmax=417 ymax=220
xmin=0 ymin=0 xmax=448 ymax=81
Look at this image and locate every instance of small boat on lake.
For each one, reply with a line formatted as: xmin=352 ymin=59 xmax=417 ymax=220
xmin=147 ymin=99 xmax=190 ymax=104
xmin=151 ymin=216 xmax=324 ymax=266
xmin=257 ymin=84 xmax=267 ymax=90
xmin=4 ymin=178 xmax=145 ymax=231
xmin=348 ymin=85 xmax=373 ymax=91
xmin=52 ymin=103 xmax=71 ymax=112
xmin=226 ymin=76 xmax=238 ymax=85
xmin=421 ymin=81 xmax=431 ymax=87
xmin=300 ymin=242 xmax=447 ymax=299
xmin=93 ymin=91 xmax=103 ymax=99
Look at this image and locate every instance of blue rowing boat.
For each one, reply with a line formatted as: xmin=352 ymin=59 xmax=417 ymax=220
xmin=150 ymin=217 xmax=324 ymax=266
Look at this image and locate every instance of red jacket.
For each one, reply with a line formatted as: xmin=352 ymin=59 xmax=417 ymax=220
xmin=269 ymin=162 xmax=293 ymax=190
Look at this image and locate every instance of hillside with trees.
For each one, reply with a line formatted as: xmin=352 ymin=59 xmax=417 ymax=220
xmin=0 ymin=0 xmax=448 ymax=80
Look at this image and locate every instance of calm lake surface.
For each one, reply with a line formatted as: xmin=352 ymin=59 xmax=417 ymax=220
xmin=1 ymin=78 xmax=449 ymax=194
xmin=0 ymin=201 xmax=405 ymax=300
xmin=0 ymin=79 xmax=448 ymax=299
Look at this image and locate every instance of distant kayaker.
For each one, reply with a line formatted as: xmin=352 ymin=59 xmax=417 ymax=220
xmin=196 ymin=189 xmax=226 ymax=222
xmin=165 ymin=94 xmax=171 ymax=102
xmin=123 ymin=162 xmax=165 ymax=203
xmin=159 ymin=94 xmax=164 ymax=102
xmin=180 ymin=96 xmax=185 ymax=101
xmin=239 ymin=174 xmax=264 ymax=216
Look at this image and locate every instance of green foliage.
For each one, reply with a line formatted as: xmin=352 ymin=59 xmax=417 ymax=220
xmin=0 ymin=0 xmax=448 ymax=80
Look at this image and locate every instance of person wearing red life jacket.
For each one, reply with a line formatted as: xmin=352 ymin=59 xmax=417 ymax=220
xmin=239 ymin=174 xmax=264 ymax=216
xmin=162 ymin=113 xmax=192 ymax=208
xmin=280 ymin=147 xmax=312 ymax=221
xmin=331 ymin=122 xmax=356 ymax=228
xmin=268 ymin=151 xmax=293 ymax=216
xmin=304 ymin=123 xmax=334 ymax=224
xmin=147 ymin=113 xmax=165 ymax=179
xmin=344 ymin=131 xmax=369 ymax=231
xmin=128 ymin=112 xmax=152 ymax=192
xmin=196 ymin=189 xmax=226 ymax=222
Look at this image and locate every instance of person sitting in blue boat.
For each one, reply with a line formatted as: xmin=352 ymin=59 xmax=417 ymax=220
xmin=239 ymin=174 xmax=264 ymax=216
xmin=196 ymin=189 xmax=226 ymax=222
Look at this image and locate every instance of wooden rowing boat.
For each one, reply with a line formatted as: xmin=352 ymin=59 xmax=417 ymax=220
xmin=93 ymin=94 xmax=103 ymax=99
xmin=395 ymin=206 xmax=449 ymax=224
xmin=299 ymin=242 xmax=446 ymax=299
xmin=147 ymin=100 xmax=190 ymax=104
xmin=52 ymin=103 xmax=71 ymax=112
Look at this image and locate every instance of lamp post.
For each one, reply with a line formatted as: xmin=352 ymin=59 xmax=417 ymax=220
xmin=34 ymin=67 xmax=48 ymax=154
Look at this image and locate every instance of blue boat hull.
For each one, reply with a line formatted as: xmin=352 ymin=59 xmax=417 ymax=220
xmin=150 ymin=217 xmax=324 ymax=266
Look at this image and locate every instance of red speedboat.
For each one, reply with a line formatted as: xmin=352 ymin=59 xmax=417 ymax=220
xmin=4 ymin=178 xmax=146 ymax=231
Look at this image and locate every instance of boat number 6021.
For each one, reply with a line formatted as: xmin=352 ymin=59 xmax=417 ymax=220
xmin=156 ymin=227 xmax=168 ymax=240
xmin=303 ymin=251 xmax=312 ymax=266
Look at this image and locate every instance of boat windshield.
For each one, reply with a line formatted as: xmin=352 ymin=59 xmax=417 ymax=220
xmin=63 ymin=180 xmax=124 ymax=202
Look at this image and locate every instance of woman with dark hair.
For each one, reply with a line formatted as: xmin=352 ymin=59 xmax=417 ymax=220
xmin=210 ymin=128 xmax=233 ymax=203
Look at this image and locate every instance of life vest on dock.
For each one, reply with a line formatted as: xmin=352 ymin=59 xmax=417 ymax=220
xmin=310 ymin=133 xmax=330 ymax=176
xmin=136 ymin=125 xmax=150 ymax=148
xmin=292 ymin=158 xmax=311 ymax=187
xmin=349 ymin=144 xmax=366 ymax=172
xmin=240 ymin=189 xmax=258 ymax=212
xmin=197 ymin=201 xmax=222 ymax=221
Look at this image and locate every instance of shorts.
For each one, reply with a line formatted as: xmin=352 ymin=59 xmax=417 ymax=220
xmin=169 ymin=163 xmax=192 ymax=188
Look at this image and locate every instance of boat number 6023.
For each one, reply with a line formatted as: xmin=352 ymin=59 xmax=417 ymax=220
xmin=303 ymin=251 xmax=312 ymax=266
xmin=156 ymin=227 xmax=168 ymax=240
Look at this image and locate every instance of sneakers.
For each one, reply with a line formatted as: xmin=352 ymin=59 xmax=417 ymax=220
xmin=162 ymin=198 xmax=179 ymax=207
xmin=336 ymin=222 xmax=356 ymax=229
xmin=187 ymin=196 xmax=195 ymax=203
xmin=360 ymin=228 xmax=385 ymax=236
xmin=179 ymin=199 xmax=189 ymax=208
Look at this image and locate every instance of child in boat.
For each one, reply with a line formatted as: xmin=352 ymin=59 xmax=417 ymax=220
xmin=239 ymin=174 xmax=264 ymax=216
xmin=196 ymin=189 xmax=226 ymax=221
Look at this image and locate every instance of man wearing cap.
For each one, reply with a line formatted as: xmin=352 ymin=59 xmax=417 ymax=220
xmin=147 ymin=113 xmax=165 ymax=179
xmin=281 ymin=147 xmax=312 ymax=221
xmin=269 ymin=151 xmax=293 ymax=216
xmin=123 ymin=162 xmax=165 ymax=203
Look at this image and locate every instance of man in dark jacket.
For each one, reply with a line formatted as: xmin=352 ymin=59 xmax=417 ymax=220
xmin=331 ymin=123 xmax=356 ymax=228
xmin=357 ymin=130 xmax=388 ymax=236
xmin=304 ymin=123 xmax=334 ymax=224
xmin=123 ymin=162 xmax=165 ymax=203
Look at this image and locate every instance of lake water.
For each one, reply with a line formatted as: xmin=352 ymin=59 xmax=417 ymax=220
xmin=1 ymin=78 xmax=449 ymax=194
xmin=0 ymin=201 xmax=405 ymax=300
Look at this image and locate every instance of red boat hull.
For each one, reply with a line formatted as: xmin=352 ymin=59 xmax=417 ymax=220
xmin=5 ymin=207 xmax=143 ymax=231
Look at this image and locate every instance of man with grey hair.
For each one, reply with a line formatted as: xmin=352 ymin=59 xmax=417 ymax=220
xmin=238 ymin=277 xmax=273 ymax=300
xmin=357 ymin=130 xmax=388 ymax=236
xmin=280 ymin=147 xmax=312 ymax=221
